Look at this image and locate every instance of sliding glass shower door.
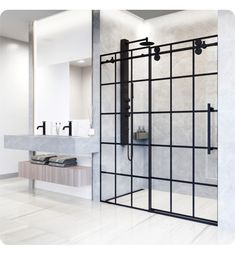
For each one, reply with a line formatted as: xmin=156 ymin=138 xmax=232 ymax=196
xmin=100 ymin=35 xmax=218 ymax=225
xmin=150 ymin=40 xmax=218 ymax=224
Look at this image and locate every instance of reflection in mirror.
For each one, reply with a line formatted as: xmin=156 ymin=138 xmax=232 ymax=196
xmin=33 ymin=10 xmax=92 ymax=136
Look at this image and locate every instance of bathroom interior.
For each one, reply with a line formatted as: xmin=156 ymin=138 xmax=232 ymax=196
xmin=0 ymin=9 xmax=235 ymax=244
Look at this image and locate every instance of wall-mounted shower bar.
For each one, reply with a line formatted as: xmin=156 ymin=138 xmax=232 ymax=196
xmin=100 ymin=34 xmax=218 ymax=57
xmin=101 ymin=42 xmax=217 ymax=64
xmin=120 ymin=39 xmax=130 ymax=145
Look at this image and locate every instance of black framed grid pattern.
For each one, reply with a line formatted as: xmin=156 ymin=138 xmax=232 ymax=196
xmin=100 ymin=35 xmax=218 ymax=226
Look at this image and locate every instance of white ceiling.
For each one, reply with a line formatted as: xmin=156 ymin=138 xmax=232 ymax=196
xmin=128 ymin=10 xmax=182 ymax=20
xmin=0 ymin=10 xmax=64 ymax=42
xmin=70 ymin=58 xmax=92 ymax=67
xmin=36 ymin=10 xmax=92 ymax=67
xmin=0 ymin=10 xmax=182 ymax=42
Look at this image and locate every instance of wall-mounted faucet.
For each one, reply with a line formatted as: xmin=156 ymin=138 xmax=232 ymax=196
xmin=62 ymin=121 xmax=72 ymax=136
xmin=36 ymin=121 xmax=46 ymax=135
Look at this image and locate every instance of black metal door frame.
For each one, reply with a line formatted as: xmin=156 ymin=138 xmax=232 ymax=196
xmin=100 ymin=35 xmax=218 ymax=226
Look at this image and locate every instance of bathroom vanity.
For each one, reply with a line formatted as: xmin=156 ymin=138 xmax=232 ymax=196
xmin=4 ymin=134 xmax=99 ymax=194
xmin=2 ymin=11 xmax=95 ymax=198
xmin=4 ymin=135 xmax=99 ymax=154
xmin=18 ymin=161 xmax=91 ymax=187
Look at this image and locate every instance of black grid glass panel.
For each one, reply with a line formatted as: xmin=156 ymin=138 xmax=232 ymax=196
xmin=100 ymin=35 xmax=218 ymax=226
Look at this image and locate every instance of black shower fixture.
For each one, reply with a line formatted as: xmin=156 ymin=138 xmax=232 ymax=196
xmin=194 ymin=39 xmax=207 ymax=55
xmin=120 ymin=37 xmax=155 ymax=145
xmin=154 ymin=46 xmax=161 ymax=61
xmin=62 ymin=121 xmax=72 ymax=136
xmin=120 ymin=39 xmax=130 ymax=145
xmin=110 ymin=57 xmax=115 ymax=63
xmin=37 ymin=121 xmax=46 ymax=135
xmin=128 ymin=37 xmax=155 ymax=46
xmin=117 ymin=35 xmax=216 ymax=147
xmin=139 ymin=39 xmax=154 ymax=46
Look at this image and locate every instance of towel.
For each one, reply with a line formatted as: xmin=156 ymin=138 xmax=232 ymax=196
xmin=31 ymin=154 xmax=56 ymax=165
xmin=48 ymin=156 xmax=77 ymax=165
xmin=48 ymin=162 xmax=77 ymax=168
xmin=31 ymin=154 xmax=56 ymax=162
xmin=30 ymin=160 xmax=48 ymax=165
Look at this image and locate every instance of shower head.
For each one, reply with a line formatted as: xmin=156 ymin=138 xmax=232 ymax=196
xmin=139 ymin=37 xmax=154 ymax=46
xmin=127 ymin=37 xmax=155 ymax=47
xmin=139 ymin=40 xmax=154 ymax=46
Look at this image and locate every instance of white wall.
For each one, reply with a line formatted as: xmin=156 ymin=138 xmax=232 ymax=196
xmin=34 ymin=63 xmax=70 ymax=127
xmin=34 ymin=10 xmax=92 ymax=135
xmin=69 ymin=65 xmax=82 ymax=120
xmin=145 ymin=10 xmax=217 ymax=44
xmin=80 ymin=66 xmax=92 ymax=120
xmin=0 ymin=36 xmax=29 ymax=175
xmin=36 ymin=10 xmax=92 ymax=67
xmin=69 ymin=65 xmax=92 ymax=120
xmin=34 ymin=63 xmax=92 ymax=136
xmin=218 ymin=10 xmax=235 ymax=231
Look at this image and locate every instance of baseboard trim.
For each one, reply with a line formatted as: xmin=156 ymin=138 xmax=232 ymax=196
xmin=0 ymin=173 xmax=18 ymax=179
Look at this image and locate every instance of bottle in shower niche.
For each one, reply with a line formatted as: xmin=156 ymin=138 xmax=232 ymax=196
xmin=55 ymin=122 xmax=61 ymax=135
xmin=133 ymin=125 xmax=148 ymax=140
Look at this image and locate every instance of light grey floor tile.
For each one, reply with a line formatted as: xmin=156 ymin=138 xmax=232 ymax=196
xmin=0 ymin=227 xmax=45 ymax=244
xmin=0 ymin=177 xmax=234 ymax=245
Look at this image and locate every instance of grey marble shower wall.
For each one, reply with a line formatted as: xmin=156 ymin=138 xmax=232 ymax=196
xmin=100 ymin=11 xmax=148 ymax=200
xmin=98 ymin=10 xmax=218 ymax=200
xmin=148 ymin=11 xmax=218 ymax=199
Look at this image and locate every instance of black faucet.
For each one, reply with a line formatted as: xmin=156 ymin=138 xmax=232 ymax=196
xmin=62 ymin=121 xmax=72 ymax=136
xmin=37 ymin=121 xmax=46 ymax=135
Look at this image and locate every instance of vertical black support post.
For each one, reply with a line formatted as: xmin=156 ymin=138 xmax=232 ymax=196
xmin=169 ymin=45 xmax=173 ymax=212
xmin=114 ymin=54 xmax=117 ymax=203
xmin=148 ymin=46 xmax=152 ymax=210
xmin=120 ymin=39 xmax=130 ymax=145
xmin=130 ymin=50 xmax=134 ymax=207
xmin=99 ymin=55 xmax=102 ymax=201
xmin=192 ymin=41 xmax=195 ymax=217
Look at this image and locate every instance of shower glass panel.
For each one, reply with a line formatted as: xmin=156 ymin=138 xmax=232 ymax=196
xmin=100 ymin=35 xmax=218 ymax=225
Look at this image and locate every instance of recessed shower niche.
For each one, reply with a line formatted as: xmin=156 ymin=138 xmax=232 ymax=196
xmin=100 ymin=34 xmax=218 ymax=225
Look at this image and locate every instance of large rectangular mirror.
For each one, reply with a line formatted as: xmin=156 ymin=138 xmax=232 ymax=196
xmin=33 ymin=10 xmax=92 ymax=136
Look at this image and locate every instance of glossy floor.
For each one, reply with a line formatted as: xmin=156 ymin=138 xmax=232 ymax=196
xmin=0 ymin=177 xmax=234 ymax=245
xmin=110 ymin=189 xmax=217 ymax=222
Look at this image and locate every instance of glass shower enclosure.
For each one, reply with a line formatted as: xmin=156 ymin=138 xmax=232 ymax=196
xmin=100 ymin=35 xmax=218 ymax=225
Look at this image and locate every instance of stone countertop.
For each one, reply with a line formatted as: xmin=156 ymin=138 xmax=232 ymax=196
xmin=4 ymin=135 xmax=99 ymax=155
